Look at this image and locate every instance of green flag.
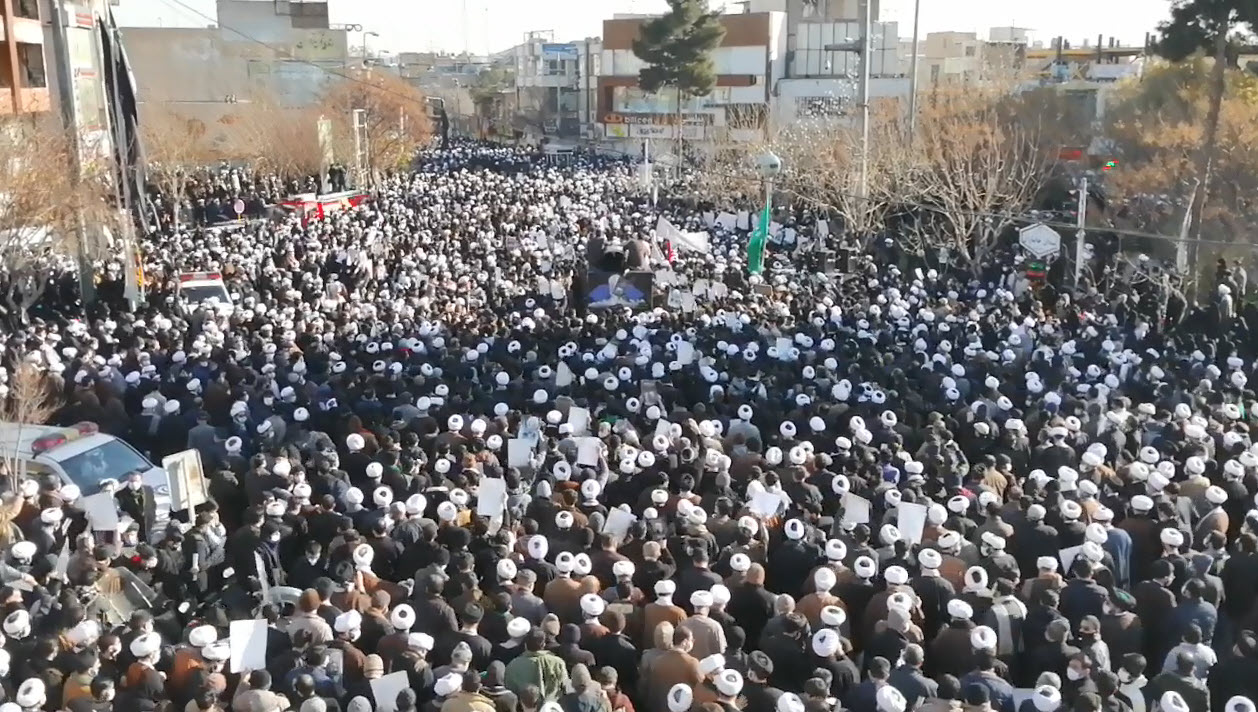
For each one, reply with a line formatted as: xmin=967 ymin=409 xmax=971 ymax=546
xmin=748 ymin=201 xmax=770 ymax=275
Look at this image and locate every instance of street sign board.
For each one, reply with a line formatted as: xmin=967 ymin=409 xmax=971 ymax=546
xmin=1018 ymin=223 xmax=1062 ymax=259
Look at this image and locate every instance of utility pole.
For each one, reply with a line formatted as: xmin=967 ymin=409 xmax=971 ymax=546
xmin=1074 ymin=176 xmax=1088 ymax=290
xmin=857 ymin=0 xmax=871 ymax=208
xmin=821 ymin=0 xmax=871 ymax=204
xmin=352 ymin=108 xmax=368 ymax=188
xmin=43 ymin=0 xmax=94 ymax=304
xmin=907 ymin=0 xmax=921 ymax=145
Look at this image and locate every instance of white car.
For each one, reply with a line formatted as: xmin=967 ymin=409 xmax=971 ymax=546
xmin=0 ymin=421 xmax=172 ymax=536
xmin=177 ymin=272 xmax=235 ymax=317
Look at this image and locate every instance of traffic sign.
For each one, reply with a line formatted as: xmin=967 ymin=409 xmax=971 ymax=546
xmin=1018 ymin=223 xmax=1062 ymax=259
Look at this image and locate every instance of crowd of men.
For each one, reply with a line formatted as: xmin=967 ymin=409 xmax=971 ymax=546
xmin=1 ymin=141 xmax=1257 ymax=712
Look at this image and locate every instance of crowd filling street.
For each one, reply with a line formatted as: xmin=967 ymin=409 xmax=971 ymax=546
xmin=2 ymin=141 xmax=1258 ymax=712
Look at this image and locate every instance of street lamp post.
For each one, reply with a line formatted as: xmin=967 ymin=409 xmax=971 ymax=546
xmin=748 ymin=150 xmax=782 ymax=276
xmin=362 ymin=31 xmax=379 ymax=60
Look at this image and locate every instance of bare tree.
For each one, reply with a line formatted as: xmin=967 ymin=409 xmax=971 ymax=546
xmin=0 ymin=363 xmax=63 ymax=491
xmin=233 ymin=101 xmax=324 ymax=181
xmin=141 ymin=107 xmax=213 ymax=228
xmin=0 ymin=118 xmax=113 ymax=324
xmin=910 ymin=86 xmax=1052 ymax=271
xmin=319 ymin=71 xmax=433 ymax=181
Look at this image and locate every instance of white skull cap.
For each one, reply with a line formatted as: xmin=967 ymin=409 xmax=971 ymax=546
xmin=1160 ymin=691 xmax=1189 ymax=712
xmin=820 ymin=605 xmax=846 ymax=627
xmin=814 ymin=567 xmax=837 ymax=592
xmin=853 ymin=555 xmax=877 ymax=578
xmin=784 ymin=518 xmax=805 ymax=540
xmin=825 ymin=539 xmax=847 ymax=561
xmin=970 ymin=625 xmax=997 ymax=650
xmin=667 ymin=684 xmax=693 ymax=712
xmin=779 ymin=692 xmax=805 ymax=712
xmin=1032 ymin=686 xmax=1062 ymax=712
xmin=947 ymin=599 xmax=973 ymax=619
xmin=876 ymin=685 xmax=907 ymax=712
xmin=1161 ymin=528 xmax=1185 ymax=547
xmin=715 ymin=670 xmax=744 ymax=697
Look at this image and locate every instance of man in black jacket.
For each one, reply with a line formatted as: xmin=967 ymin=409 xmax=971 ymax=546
xmin=1207 ymin=631 xmax=1258 ymax=712
xmin=889 ymin=644 xmax=939 ymax=709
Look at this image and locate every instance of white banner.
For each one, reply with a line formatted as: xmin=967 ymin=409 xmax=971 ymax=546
xmin=656 ymin=217 xmax=710 ymax=254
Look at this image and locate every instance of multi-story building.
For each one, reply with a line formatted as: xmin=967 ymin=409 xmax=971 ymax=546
xmin=1026 ymin=36 xmax=1146 ymax=124
xmin=775 ymin=18 xmax=908 ymax=125
xmin=1 ymin=0 xmax=49 ymax=114
xmin=597 ymin=11 xmax=788 ymax=152
xmin=513 ymin=33 xmax=600 ymax=139
xmin=121 ymin=0 xmax=350 ymax=126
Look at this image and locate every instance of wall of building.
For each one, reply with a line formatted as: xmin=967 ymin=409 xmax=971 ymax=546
xmin=749 ymin=0 xmax=878 ymax=24
xmin=774 ymin=75 xmax=909 ymax=124
xmin=1 ymin=0 xmax=48 ymax=114
xmin=791 ymin=20 xmax=902 ymax=77
xmin=122 ymin=24 xmax=348 ymax=108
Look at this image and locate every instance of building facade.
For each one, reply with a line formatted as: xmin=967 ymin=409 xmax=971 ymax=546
xmin=121 ymin=0 xmax=349 ymax=129
xmin=513 ymin=35 xmax=600 ymax=139
xmin=1 ymin=0 xmax=49 ymax=114
xmin=596 ymin=11 xmax=788 ymax=153
xmin=775 ymin=18 xmax=908 ymax=125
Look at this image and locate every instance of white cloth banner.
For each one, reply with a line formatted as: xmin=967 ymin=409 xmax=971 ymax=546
xmin=656 ymin=217 xmax=710 ymax=254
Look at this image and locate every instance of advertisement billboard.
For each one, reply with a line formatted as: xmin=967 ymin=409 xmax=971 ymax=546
xmin=542 ymin=43 xmax=579 ymax=60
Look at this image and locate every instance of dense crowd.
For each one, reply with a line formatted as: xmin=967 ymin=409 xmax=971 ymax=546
xmin=1 ymin=142 xmax=1257 ymax=712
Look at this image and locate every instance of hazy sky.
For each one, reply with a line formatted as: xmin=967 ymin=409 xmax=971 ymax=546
xmin=119 ymin=0 xmax=1171 ymax=55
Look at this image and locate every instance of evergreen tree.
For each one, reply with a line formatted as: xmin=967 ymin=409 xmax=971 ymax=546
xmin=632 ymin=0 xmax=726 ymax=133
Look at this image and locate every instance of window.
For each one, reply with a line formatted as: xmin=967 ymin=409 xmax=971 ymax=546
xmin=965 ymin=46 xmax=976 ymax=57
xmin=930 ymin=65 xmax=941 ymax=83
xmin=54 ymin=439 xmax=154 ymax=493
xmin=796 ymin=96 xmax=847 ymax=118
xmin=18 ymin=44 xmax=46 ymax=88
xmin=15 ymin=0 xmax=39 ymax=19
xmin=545 ymin=59 xmax=566 ymax=76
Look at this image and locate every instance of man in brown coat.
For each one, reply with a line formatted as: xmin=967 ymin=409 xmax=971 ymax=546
xmin=1020 ymin=556 xmax=1065 ymax=602
xmin=797 ymin=567 xmax=843 ymax=630
xmin=863 ymin=569 xmax=925 ymax=645
xmin=936 ymin=532 xmax=970 ymax=592
xmin=1194 ymin=486 xmax=1230 ymax=548
xmin=543 ymin=554 xmax=584 ymax=625
xmin=641 ymin=579 xmax=687 ymax=649
xmin=644 ymin=627 xmax=703 ymax=712
xmin=638 ymin=621 xmax=676 ymax=701
xmin=679 ymin=590 xmax=726 ymax=661
xmin=928 ymin=599 xmax=977 ymax=679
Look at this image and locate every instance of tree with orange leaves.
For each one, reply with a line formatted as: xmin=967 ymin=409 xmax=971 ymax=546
xmin=317 ymin=70 xmax=432 ymax=182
